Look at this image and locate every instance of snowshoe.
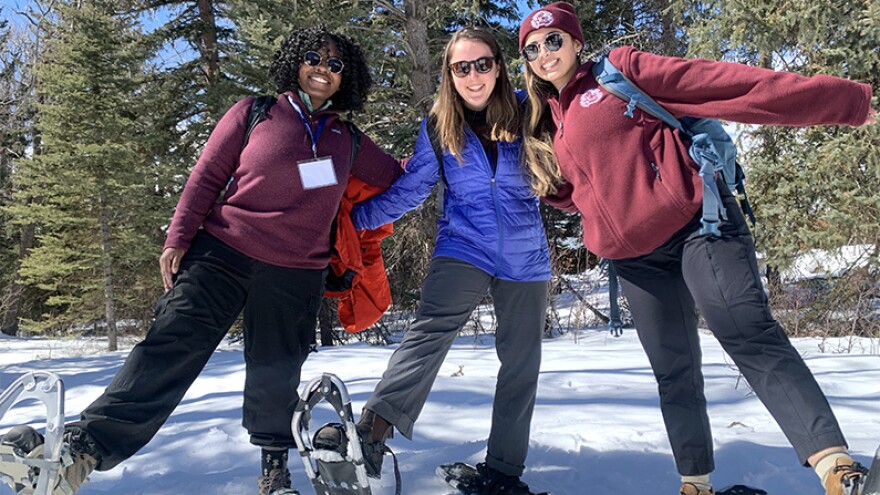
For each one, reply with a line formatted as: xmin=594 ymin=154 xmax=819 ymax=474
xmin=715 ymin=485 xmax=768 ymax=495
xmin=862 ymin=444 xmax=880 ymax=495
xmin=0 ymin=372 xmax=70 ymax=495
xmin=436 ymin=462 xmax=549 ymax=495
xmin=292 ymin=373 xmax=399 ymax=495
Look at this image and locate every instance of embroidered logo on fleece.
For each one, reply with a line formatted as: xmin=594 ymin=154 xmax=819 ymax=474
xmin=531 ymin=10 xmax=554 ymax=29
xmin=579 ymin=88 xmax=603 ymax=108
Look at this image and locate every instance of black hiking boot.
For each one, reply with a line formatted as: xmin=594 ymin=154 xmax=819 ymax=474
xmin=476 ymin=462 xmax=533 ymax=495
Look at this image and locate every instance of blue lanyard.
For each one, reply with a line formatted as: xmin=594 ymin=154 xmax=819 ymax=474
xmin=287 ymin=95 xmax=329 ymax=158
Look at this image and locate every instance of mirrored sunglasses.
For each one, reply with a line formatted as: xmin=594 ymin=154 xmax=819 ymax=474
xmin=521 ymin=32 xmax=565 ymax=62
xmin=449 ymin=56 xmax=496 ymax=77
xmin=303 ymin=51 xmax=345 ymax=74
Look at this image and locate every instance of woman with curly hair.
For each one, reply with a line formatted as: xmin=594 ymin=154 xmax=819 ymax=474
xmin=1 ymin=26 xmax=401 ymax=495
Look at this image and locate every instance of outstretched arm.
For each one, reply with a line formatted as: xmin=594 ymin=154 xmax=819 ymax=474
xmin=352 ymin=119 xmax=442 ymax=230
xmin=611 ymin=46 xmax=875 ymax=127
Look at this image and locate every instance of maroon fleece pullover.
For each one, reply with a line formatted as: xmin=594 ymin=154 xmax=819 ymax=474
xmin=548 ymin=46 xmax=873 ymax=259
xmin=164 ymin=92 xmax=401 ymax=268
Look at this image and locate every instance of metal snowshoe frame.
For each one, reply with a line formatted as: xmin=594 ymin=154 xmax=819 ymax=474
xmin=292 ymin=373 xmax=373 ymax=495
xmin=0 ymin=371 xmax=69 ymax=495
xmin=863 ymin=445 xmax=880 ymax=495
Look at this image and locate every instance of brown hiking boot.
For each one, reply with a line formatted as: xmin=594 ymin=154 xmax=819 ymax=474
xmin=355 ymin=409 xmax=393 ymax=478
xmin=56 ymin=452 xmax=97 ymax=495
xmin=258 ymin=467 xmax=294 ymax=495
xmin=57 ymin=427 xmax=98 ymax=495
xmin=680 ymin=482 xmax=715 ymax=495
xmin=825 ymin=458 xmax=868 ymax=495
xmin=258 ymin=448 xmax=297 ymax=495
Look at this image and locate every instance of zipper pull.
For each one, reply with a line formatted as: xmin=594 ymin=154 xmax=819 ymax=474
xmin=650 ymin=161 xmax=661 ymax=181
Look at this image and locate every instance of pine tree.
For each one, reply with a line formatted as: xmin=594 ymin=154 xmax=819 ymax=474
xmin=1 ymin=14 xmax=21 ymax=334
xmin=0 ymin=9 xmax=44 ymax=336
xmin=9 ymin=0 xmax=156 ymax=349
xmin=677 ymin=0 xmax=880 ymax=265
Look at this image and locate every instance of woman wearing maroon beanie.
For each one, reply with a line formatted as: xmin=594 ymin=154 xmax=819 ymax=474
xmin=519 ymin=2 xmax=877 ymax=495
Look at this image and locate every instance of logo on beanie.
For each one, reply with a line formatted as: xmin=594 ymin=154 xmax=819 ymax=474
xmin=579 ymin=88 xmax=603 ymax=108
xmin=531 ymin=10 xmax=554 ymax=29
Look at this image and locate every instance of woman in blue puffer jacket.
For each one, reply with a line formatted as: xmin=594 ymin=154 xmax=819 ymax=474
xmin=315 ymin=27 xmax=551 ymax=495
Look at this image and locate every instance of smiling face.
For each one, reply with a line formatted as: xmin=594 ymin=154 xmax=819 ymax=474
xmin=448 ymin=39 xmax=500 ymax=111
xmin=523 ymin=28 xmax=582 ymax=91
xmin=297 ymin=41 xmax=343 ymax=109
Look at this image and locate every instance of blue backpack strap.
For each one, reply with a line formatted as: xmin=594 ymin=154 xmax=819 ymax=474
xmin=605 ymin=259 xmax=623 ymax=337
xmin=591 ymin=56 xmax=684 ymax=132
xmin=591 ymin=56 xmax=726 ymax=237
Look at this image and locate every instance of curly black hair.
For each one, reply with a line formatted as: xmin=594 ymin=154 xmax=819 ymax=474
xmin=269 ymin=26 xmax=372 ymax=113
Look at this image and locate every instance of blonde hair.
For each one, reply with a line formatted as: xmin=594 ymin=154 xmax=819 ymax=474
xmin=429 ymin=28 xmax=519 ymax=162
xmin=521 ymin=63 xmax=566 ymax=196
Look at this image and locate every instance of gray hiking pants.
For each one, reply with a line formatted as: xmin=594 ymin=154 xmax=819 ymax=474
xmin=365 ymin=257 xmax=548 ymax=477
xmin=613 ymin=186 xmax=846 ymax=476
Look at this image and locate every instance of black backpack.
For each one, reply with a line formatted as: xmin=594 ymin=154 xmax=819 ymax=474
xmin=425 ymin=115 xmax=448 ymax=216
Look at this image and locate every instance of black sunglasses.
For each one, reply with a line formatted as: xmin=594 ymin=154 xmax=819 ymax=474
xmin=521 ymin=32 xmax=565 ymax=62
xmin=449 ymin=56 xmax=496 ymax=77
xmin=303 ymin=51 xmax=345 ymax=74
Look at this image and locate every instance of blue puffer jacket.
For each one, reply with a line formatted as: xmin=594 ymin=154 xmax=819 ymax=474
xmin=351 ymin=117 xmax=551 ymax=282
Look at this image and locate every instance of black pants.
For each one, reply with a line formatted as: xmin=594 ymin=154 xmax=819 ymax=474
xmin=613 ymin=187 xmax=846 ymax=475
xmin=69 ymin=231 xmax=325 ymax=470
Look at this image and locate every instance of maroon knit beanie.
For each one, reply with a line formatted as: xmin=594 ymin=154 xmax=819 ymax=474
xmin=519 ymin=2 xmax=585 ymax=50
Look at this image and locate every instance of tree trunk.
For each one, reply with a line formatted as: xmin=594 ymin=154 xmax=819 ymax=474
xmin=658 ymin=1 xmax=681 ymax=56
xmin=195 ymin=0 xmax=220 ymax=87
xmin=98 ymin=189 xmax=118 ymax=351
xmin=404 ymin=0 xmax=434 ymax=112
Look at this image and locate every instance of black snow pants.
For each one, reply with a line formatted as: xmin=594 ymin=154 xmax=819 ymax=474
xmin=68 ymin=231 xmax=325 ymax=470
xmin=613 ymin=185 xmax=846 ymax=475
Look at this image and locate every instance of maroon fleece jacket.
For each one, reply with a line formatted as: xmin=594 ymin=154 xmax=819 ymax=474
xmin=164 ymin=92 xmax=402 ymax=268
xmin=548 ymin=46 xmax=873 ymax=259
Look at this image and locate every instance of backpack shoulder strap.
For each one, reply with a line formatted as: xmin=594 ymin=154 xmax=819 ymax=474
xmin=241 ymin=95 xmax=277 ymax=152
xmin=425 ymin=115 xmax=446 ymax=186
xmin=591 ymin=56 xmax=685 ymax=133
xmin=425 ymin=115 xmax=448 ymax=216
xmin=343 ymin=121 xmax=362 ymax=168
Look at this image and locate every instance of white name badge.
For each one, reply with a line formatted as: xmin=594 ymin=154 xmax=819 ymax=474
xmin=298 ymin=156 xmax=338 ymax=189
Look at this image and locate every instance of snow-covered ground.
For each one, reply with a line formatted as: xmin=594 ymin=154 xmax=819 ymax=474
xmin=2 ymin=327 xmax=878 ymax=495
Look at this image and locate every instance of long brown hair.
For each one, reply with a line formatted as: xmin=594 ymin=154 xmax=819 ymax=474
xmin=429 ymin=28 xmax=519 ymax=162
xmin=522 ymin=63 xmax=565 ymax=196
